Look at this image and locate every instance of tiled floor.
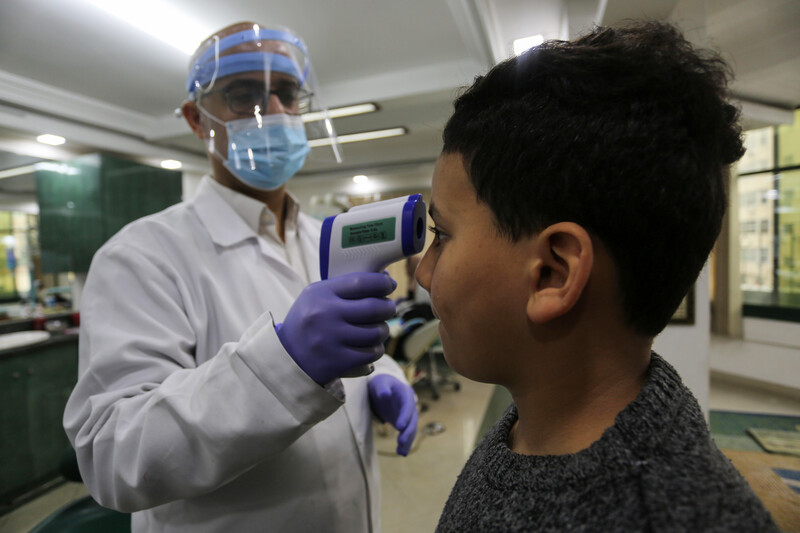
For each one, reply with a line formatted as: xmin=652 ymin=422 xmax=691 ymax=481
xmin=377 ymin=377 xmax=494 ymax=533
xmin=2 ymin=368 xmax=798 ymax=533
xmin=0 ymin=482 xmax=89 ymax=533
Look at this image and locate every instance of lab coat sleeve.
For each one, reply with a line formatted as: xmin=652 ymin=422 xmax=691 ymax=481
xmin=63 ymin=241 xmax=344 ymax=513
xmin=371 ymin=353 xmax=407 ymax=384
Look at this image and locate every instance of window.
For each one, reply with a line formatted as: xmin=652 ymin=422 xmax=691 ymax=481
xmin=738 ymin=173 xmax=774 ymax=293
xmin=0 ymin=212 xmax=36 ymax=303
xmin=739 ymin=127 xmax=773 ymax=173
xmin=737 ymin=109 xmax=800 ymax=321
xmin=778 ymin=170 xmax=800 ymax=297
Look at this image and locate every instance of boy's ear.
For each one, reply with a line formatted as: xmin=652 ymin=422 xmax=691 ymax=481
xmin=526 ymin=222 xmax=593 ymax=324
xmin=181 ymin=101 xmax=205 ymax=139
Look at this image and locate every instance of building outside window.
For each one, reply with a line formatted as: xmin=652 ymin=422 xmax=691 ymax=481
xmin=737 ymin=109 xmax=800 ymax=321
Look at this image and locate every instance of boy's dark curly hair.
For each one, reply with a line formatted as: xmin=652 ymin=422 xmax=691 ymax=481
xmin=442 ymin=21 xmax=744 ymax=337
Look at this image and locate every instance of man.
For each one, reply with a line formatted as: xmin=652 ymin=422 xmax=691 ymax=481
xmin=64 ymin=21 xmax=417 ymax=533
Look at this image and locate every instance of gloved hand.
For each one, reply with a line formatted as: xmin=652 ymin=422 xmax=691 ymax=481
xmin=368 ymin=374 xmax=418 ymax=456
xmin=276 ymin=272 xmax=396 ymax=386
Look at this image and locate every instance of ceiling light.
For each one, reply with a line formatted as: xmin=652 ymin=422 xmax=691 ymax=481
xmin=353 ymin=175 xmax=369 ymax=185
xmin=0 ymin=165 xmax=36 ymax=180
xmin=302 ymin=103 xmax=379 ymax=123
xmin=37 ymin=134 xmax=66 ymax=146
xmin=35 ymin=162 xmax=80 ymax=175
xmin=160 ymin=159 xmax=183 ymax=170
xmin=81 ymin=0 xmax=209 ymax=55
xmin=513 ymin=34 xmax=544 ymax=55
xmin=308 ymin=127 xmax=407 ymax=148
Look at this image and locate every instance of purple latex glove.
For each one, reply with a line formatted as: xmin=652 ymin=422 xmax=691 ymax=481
xmin=368 ymin=374 xmax=418 ymax=456
xmin=276 ymin=272 xmax=396 ymax=386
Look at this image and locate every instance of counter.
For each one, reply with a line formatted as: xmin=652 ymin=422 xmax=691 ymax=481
xmin=0 ymin=331 xmax=78 ymax=360
xmin=0 ymin=310 xmax=75 ymax=335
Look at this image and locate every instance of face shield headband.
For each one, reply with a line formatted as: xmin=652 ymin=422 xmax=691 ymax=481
xmin=186 ymin=28 xmax=310 ymax=99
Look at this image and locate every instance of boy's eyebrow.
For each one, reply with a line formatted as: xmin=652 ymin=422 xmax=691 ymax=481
xmin=428 ymin=201 xmax=439 ymax=220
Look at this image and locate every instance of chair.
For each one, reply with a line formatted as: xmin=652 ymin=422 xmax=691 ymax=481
xmin=385 ymin=317 xmax=425 ymax=361
xmin=401 ymin=319 xmax=460 ymax=400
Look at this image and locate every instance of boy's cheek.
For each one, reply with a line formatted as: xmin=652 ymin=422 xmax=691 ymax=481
xmin=429 ymin=290 xmax=447 ymax=321
xmin=429 ymin=300 xmax=440 ymax=319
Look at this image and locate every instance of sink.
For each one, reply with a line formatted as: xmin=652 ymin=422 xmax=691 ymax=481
xmin=0 ymin=330 xmax=51 ymax=350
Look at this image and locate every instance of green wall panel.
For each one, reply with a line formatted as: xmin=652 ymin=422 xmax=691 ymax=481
xmin=0 ymin=357 xmax=33 ymax=497
xmin=35 ymin=156 xmax=101 ymax=210
xmin=36 ymin=154 xmax=182 ymax=273
xmin=101 ymin=161 xmax=182 ymax=238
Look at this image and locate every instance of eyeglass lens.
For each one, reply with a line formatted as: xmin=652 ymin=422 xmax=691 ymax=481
xmin=225 ymin=81 xmax=309 ymax=114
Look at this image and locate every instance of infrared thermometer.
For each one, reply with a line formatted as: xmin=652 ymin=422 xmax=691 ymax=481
xmin=320 ymin=194 xmax=427 ymax=376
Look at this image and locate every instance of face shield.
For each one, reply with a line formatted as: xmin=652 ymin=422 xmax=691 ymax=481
xmin=186 ymin=24 xmax=341 ymax=190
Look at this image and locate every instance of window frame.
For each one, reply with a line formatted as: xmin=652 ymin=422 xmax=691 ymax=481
xmin=738 ymin=109 xmax=800 ymax=323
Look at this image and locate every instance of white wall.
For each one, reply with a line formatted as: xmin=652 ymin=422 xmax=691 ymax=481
xmin=710 ymin=320 xmax=800 ymax=392
xmin=653 ymin=264 xmax=711 ymax=416
xmin=742 ymin=318 xmax=800 ymax=350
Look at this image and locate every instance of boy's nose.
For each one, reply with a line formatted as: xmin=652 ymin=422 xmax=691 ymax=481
xmin=414 ymin=250 xmax=432 ymax=293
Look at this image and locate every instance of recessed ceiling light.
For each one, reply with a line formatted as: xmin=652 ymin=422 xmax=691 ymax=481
xmin=513 ymin=34 xmax=544 ymax=55
xmin=0 ymin=165 xmax=37 ymax=180
xmin=353 ymin=175 xmax=369 ymax=184
xmin=37 ymin=134 xmax=66 ymax=146
xmin=160 ymin=159 xmax=182 ymax=170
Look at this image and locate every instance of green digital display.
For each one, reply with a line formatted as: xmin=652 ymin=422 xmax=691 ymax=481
xmin=342 ymin=217 xmax=396 ymax=248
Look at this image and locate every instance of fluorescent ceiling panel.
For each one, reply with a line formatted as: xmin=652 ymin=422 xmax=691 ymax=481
xmin=81 ymin=0 xmax=210 ymax=54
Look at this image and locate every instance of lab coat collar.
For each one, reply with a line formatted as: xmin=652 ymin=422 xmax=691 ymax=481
xmin=190 ymin=177 xmax=259 ymax=247
xmin=205 ymin=177 xmax=268 ymax=236
xmin=190 ymin=178 xmax=321 ymax=283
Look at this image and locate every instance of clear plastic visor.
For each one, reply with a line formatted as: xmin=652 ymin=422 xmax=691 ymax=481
xmin=187 ymin=25 xmax=340 ymax=164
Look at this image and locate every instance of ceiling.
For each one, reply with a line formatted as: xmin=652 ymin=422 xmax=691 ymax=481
xmin=0 ymin=0 xmax=798 ymax=205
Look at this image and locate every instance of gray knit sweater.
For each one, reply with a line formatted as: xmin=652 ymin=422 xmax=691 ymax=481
xmin=436 ymin=353 xmax=779 ymax=532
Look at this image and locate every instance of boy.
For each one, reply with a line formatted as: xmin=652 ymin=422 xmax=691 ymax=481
xmin=416 ymin=22 xmax=779 ymax=532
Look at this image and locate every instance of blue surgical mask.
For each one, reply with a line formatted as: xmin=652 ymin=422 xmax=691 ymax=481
xmin=222 ymin=114 xmax=311 ymax=191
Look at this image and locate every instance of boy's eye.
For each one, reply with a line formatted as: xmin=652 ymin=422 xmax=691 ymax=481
xmin=428 ymin=225 xmax=445 ymax=245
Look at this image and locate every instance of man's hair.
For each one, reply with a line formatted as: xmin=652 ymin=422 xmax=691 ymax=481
xmin=442 ymin=21 xmax=744 ymax=337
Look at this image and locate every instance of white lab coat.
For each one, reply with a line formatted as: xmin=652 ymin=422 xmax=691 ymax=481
xmin=63 ymin=178 xmax=405 ymax=533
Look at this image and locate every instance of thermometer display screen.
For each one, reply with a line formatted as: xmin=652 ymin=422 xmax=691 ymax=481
xmin=342 ymin=217 xmax=396 ymax=248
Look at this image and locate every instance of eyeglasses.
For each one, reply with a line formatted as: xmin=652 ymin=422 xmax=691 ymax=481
xmin=200 ymin=80 xmax=312 ymax=115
